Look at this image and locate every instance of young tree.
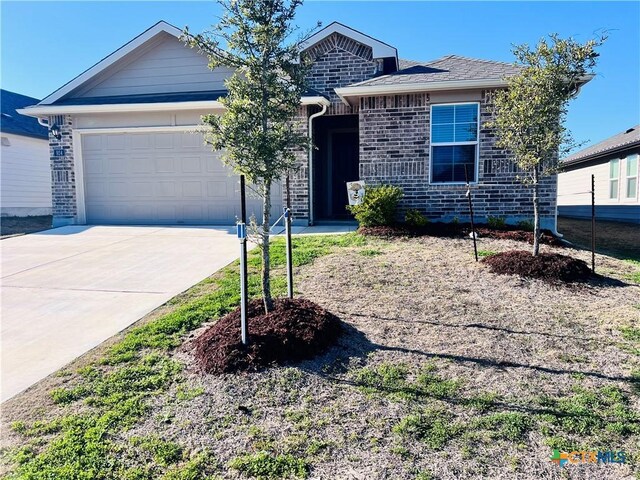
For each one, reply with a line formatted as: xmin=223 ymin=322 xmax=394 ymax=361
xmin=184 ymin=0 xmax=311 ymax=313
xmin=488 ymin=34 xmax=605 ymax=255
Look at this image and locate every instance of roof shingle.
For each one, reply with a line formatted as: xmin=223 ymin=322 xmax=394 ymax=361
xmin=351 ymin=55 xmax=520 ymax=87
xmin=1 ymin=90 xmax=47 ymax=139
xmin=563 ymin=125 xmax=640 ymax=165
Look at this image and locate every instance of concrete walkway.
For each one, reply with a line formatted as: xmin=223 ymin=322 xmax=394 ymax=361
xmin=0 ymin=223 xmax=355 ymax=402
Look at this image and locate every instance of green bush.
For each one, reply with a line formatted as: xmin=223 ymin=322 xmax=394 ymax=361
xmin=405 ymin=209 xmax=429 ymax=228
xmin=487 ymin=215 xmax=507 ymax=229
xmin=517 ymin=219 xmax=534 ymax=231
xmin=347 ymin=185 xmax=403 ymax=227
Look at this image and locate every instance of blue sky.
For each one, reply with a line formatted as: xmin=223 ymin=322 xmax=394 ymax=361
xmin=1 ymin=1 xmax=638 ymax=150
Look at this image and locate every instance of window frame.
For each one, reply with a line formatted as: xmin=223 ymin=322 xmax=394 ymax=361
xmin=429 ymin=102 xmax=481 ymax=185
xmin=624 ymin=154 xmax=638 ymax=200
xmin=608 ymin=158 xmax=620 ymax=201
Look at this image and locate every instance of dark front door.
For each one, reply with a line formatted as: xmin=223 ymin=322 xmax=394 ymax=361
xmin=326 ymin=128 xmax=359 ymax=219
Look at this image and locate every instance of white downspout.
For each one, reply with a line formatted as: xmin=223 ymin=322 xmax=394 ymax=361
xmin=37 ymin=117 xmax=49 ymax=128
xmin=308 ymin=103 xmax=328 ymax=225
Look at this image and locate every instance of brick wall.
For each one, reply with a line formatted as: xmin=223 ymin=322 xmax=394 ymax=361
xmin=287 ymin=106 xmax=310 ymax=223
xmin=358 ymin=90 xmax=558 ymax=227
xmin=304 ymin=32 xmax=376 ymax=109
xmin=48 ymin=115 xmax=77 ymax=226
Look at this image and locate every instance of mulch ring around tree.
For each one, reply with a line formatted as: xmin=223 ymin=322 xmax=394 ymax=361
xmin=192 ymin=298 xmax=343 ymax=375
xmin=359 ymin=223 xmax=565 ymax=247
xmin=482 ymin=250 xmax=592 ymax=283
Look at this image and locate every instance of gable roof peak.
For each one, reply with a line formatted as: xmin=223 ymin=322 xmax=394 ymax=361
xmin=301 ymin=21 xmax=397 ymax=62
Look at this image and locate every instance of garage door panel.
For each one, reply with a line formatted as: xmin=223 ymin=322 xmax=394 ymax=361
xmin=83 ymin=131 xmax=282 ymax=225
xmin=181 ymin=157 xmax=201 ymax=173
xmin=131 ymin=156 xmax=154 ymax=174
xmin=182 ymin=181 xmax=202 ymax=197
xmin=85 ymin=157 xmax=103 ymax=175
xmin=132 ymin=182 xmax=154 ymax=197
xmin=106 ymin=135 xmax=126 ymax=150
xmin=207 ymin=181 xmax=228 ymax=198
xmin=131 ymin=134 xmax=152 ymax=149
xmin=154 ymin=133 xmax=174 ymax=149
xmin=155 ymin=157 xmax=175 ymax=173
xmin=157 ymin=181 xmax=176 ymax=197
xmin=107 ymin=158 xmax=127 ymax=174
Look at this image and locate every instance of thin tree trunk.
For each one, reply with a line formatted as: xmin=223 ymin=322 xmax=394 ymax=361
xmin=261 ymin=179 xmax=274 ymax=313
xmin=532 ymin=168 xmax=541 ymax=257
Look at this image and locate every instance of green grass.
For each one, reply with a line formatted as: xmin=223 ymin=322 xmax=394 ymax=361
xmin=353 ymin=362 xmax=460 ymax=402
xmin=130 ymin=436 xmax=183 ymax=467
xmin=621 ymin=326 xmax=640 ymax=342
xmin=477 ymin=250 xmax=498 ymax=258
xmin=228 ymin=451 xmax=309 ymax=479
xmin=624 ymin=259 xmax=640 ymax=283
xmin=5 ymin=234 xmax=364 ymax=480
xmin=393 ymin=408 xmax=462 ymax=449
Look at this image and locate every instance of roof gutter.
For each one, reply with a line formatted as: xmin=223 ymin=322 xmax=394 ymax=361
xmin=17 ymin=100 xmax=226 ymax=118
xmin=18 ymin=96 xmax=329 ymax=118
xmin=335 ymin=78 xmax=510 ymax=105
xmin=307 ymin=102 xmax=328 ymax=225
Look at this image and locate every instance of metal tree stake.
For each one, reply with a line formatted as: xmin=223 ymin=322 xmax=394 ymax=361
xmin=238 ymin=175 xmax=249 ymax=345
xmin=465 ymin=165 xmax=479 ymax=262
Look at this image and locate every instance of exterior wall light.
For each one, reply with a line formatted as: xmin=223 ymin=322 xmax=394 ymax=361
xmin=50 ymin=124 xmax=62 ymax=140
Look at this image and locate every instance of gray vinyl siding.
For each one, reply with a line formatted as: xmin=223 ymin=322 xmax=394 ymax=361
xmin=74 ymin=33 xmax=233 ymax=98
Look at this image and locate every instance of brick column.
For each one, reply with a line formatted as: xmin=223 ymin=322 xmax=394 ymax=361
xmin=287 ymin=106 xmax=309 ymax=224
xmin=49 ymin=115 xmax=77 ymax=226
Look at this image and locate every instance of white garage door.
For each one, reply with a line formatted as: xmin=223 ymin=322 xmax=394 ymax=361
xmin=82 ymin=131 xmax=282 ymax=225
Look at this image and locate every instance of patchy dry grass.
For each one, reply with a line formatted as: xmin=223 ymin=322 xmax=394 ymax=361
xmin=1 ymin=233 xmax=639 ymax=479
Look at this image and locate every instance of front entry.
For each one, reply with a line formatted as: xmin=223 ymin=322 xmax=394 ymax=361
xmin=313 ymin=115 xmax=359 ymax=221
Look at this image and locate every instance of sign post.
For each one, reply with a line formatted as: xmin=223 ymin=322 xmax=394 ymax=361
xmin=285 ymin=176 xmax=294 ymax=299
xmin=239 ymin=175 xmax=249 ymax=345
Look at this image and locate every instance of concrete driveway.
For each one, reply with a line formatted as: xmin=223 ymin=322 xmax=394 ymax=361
xmin=1 ymin=225 xmax=240 ymax=402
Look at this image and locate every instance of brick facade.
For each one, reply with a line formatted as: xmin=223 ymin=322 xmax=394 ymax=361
xmin=357 ymin=90 xmax=557 ymax=226
xmin=304 ymin=33 xmax=376 ymax=109
xmin=48 ymin=115 xmax=77 ymax=226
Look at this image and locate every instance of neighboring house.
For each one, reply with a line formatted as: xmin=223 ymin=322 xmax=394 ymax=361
xmin=558 ymin=126 xmax=640 ymax=224
xmin=18 ymin=21 xmax=582 ymax=229
xmin=1 ymin=90 xmax=51 ymax=217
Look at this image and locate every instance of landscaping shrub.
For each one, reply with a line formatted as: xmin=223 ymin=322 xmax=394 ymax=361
xmin=405 ymin=209 xmax=429 ymax=228
xmin=482 ymin=250 xmax=591 ymax=283
xmin=517 ymin=219 xmax=535 ymax=231
xmin=487 ymin=215 xmax=507 ymax=230
xmin=347 ymin=185 xmax=403 ymax=227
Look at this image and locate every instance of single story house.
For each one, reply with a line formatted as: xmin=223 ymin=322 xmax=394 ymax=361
xmin=558 ymin=125 xmax=639 ymax=224
xmin=19 ymin=21 xmax=575 ymax=229
xmin=1 ymin=90 xmax=51 ymax=217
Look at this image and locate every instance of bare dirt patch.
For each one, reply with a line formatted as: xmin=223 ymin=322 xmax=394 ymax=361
xmin=192 ymin=298 xmax=342 ymax=374
xmin=482 ymin=249 xmax=592 ymax=283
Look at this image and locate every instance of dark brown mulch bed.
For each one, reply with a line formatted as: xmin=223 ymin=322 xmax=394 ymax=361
xmin=358 ymin=223 xmax=564 ymax=247
xmin=192 ymin=298 xmax=342 ymax=375
xmin=475 ymin=227 xmax=565 ymax=247
xmin=482 ymin=250 xmax=592 ymax=283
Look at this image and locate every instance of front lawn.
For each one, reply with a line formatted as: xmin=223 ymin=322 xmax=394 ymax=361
xmin=1 ymin=233 xmax=639 ymax=479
